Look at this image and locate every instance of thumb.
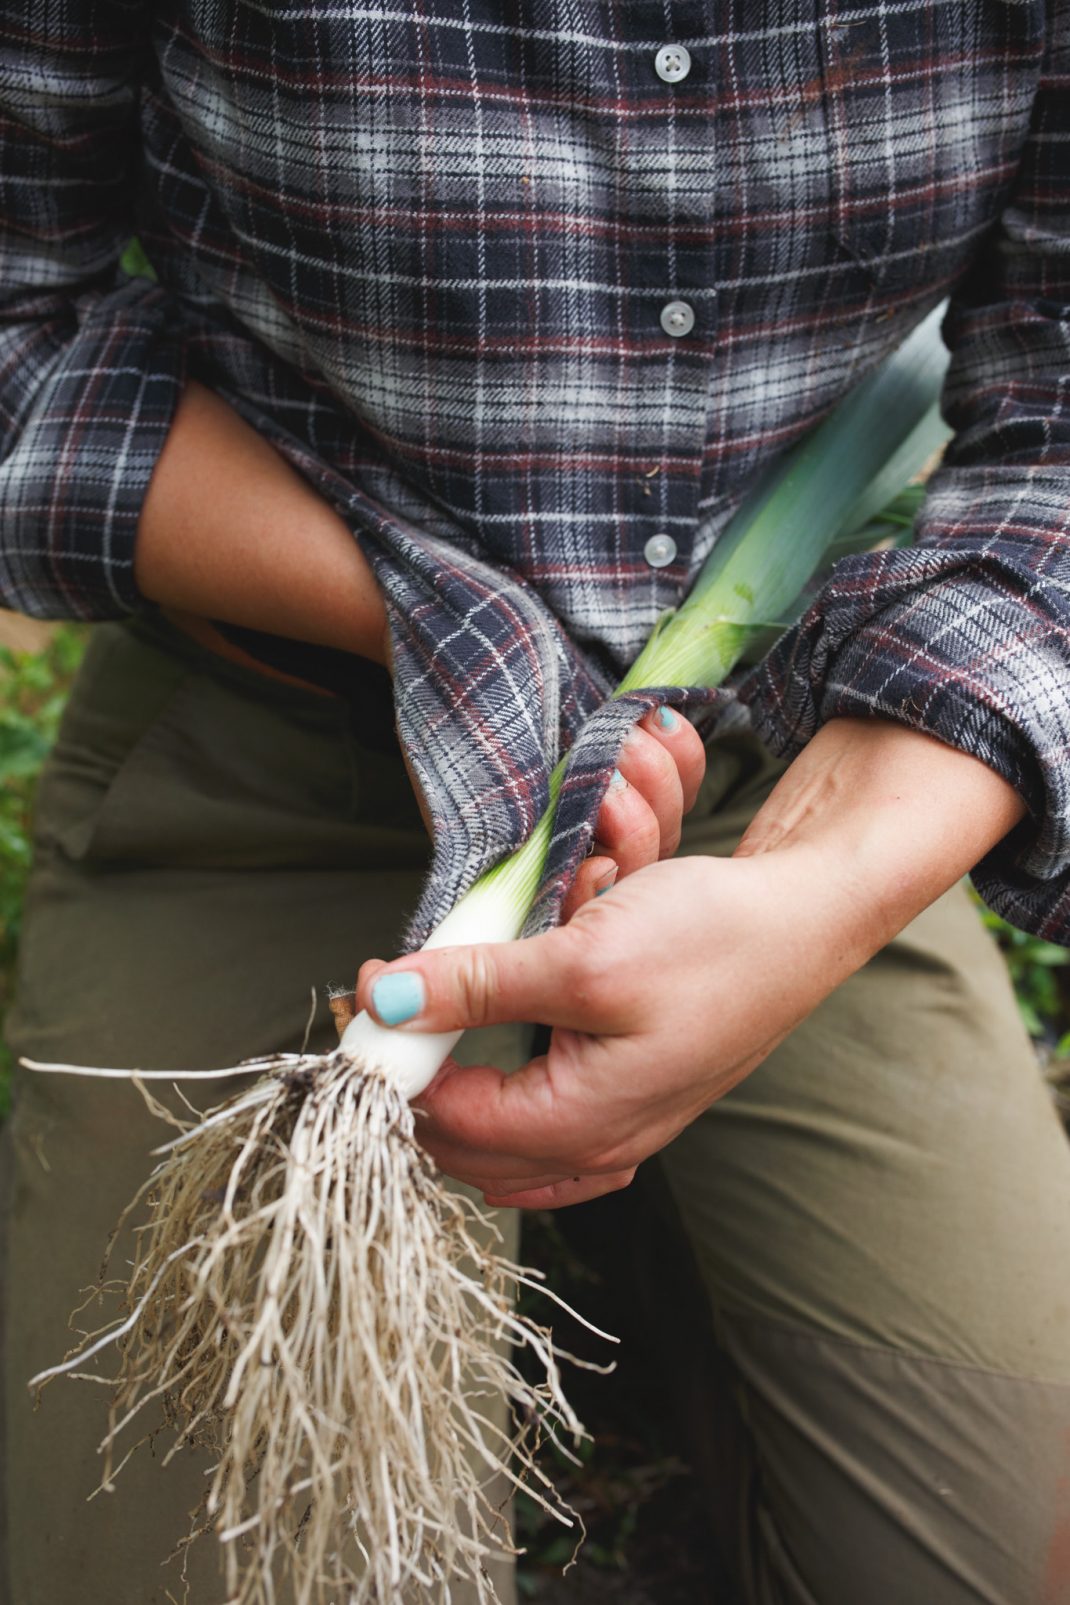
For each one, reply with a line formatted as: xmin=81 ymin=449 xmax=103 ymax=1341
xmin=355 ymin=926 xmax=605 ymax=1034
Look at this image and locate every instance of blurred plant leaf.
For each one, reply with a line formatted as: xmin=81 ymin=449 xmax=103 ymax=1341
xmin=0 ymin=625 xmax=89 ymax=1094
xmin=120 ymin=237 xmax=157 ymax=281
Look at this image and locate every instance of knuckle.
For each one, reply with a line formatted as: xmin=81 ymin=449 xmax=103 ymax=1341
xmin=566 ymin=943 xmax=619 ymax=1018
xmin=640 ymin=729 xmax=679 ymax=793
xmin=357 ymin=957 xmax=385 ymax=991
xmin=629 ymin=735 xmax=687 ymax=829
xmin=659 ymin=823 xmax=682 ymax=860
xmin=601 ymin=1142 xmax=642 ymax=1172
xmin=566 ymin=1149 xmax=601 ymax=1174
xmin=453 ymin=946 xmax=500 ymax=1025
xmin=625 ymin=726 xmax=667 ymax=787
xmin=568 ymin=1139 xmax=631 ymax=1174
xmin=626 ymin=811 xmax=662 ymax=864
xmin=603 ymin=802 xmax=655 ymax=862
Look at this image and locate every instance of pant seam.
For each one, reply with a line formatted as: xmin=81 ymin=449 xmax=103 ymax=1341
xmin=713 ymin=1303 xmax=1070 ymax=1390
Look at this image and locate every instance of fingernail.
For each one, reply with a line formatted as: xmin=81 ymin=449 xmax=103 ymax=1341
xmin=372 ymin=971 xmax=425 ymax=1026
xmin=655 ymin=706 xmax=677 ymax=731
xmin=595 ymin=867 xmax=618 ymax=896
xmin=609 ymin=768 xmax=628 ymax=790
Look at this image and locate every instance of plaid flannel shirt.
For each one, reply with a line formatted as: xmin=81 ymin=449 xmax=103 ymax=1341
xmin=2 ymin=1 xmax=1069 ymax=942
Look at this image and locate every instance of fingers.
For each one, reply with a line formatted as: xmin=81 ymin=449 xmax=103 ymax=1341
xmin=356 ymin=925 xmax=624 ymax=1037
xmin=595 ymin=710 xmax=705 ymax=862
xmin=413 ymin=1035 xmax=635 ymax=1176
xmin=413 ymin=1059 xmax=638 ymax=1207
xmin=572 ymin=708 xmax=705 ymax=915
xmin=593 ymin=760 xmax=664 ymax=876
xmin=615 ymin=719 xmax=684 ymax=856
xmin=415 ymin=1060 xmax=569 ymax=1171
xmin=559 ymin=853 xmax=617 ymax=922
xmin=647 ymin=704 xmax=706 ymax=814
xmin=420 ymin=1099 xmax=637 ymax=1208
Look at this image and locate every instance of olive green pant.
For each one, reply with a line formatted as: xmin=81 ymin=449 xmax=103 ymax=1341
xmin=4 ymin=616 xmax=1070 ymax=1604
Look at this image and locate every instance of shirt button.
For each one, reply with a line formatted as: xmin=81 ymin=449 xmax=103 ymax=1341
xmin=654 ymin=44 xmax=692 ymax=83
xmin=644 ymin=533 xmax=677 ymax=569
xmin=660 ymin=299 xmax=695 ymax=338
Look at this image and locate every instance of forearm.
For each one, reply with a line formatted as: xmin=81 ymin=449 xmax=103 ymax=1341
xmin=735 ymin=716 xmax=1028 ymax=965
xmin=135 ymin=380 xmax=390 ymax=665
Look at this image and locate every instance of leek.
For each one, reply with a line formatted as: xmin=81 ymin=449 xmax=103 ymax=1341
xmin=342 ymin=304 xmax=951 ymax=1097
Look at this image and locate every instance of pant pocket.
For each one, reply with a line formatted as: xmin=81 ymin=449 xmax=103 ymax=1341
xmin=35 ymin=617 xmax=427 ymax=873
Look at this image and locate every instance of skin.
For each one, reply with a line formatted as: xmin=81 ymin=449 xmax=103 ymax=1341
xmin=136 ymin=380 xmax=392 ymax=678
xmin=138 ymin=382 xmax=1028 ymax=1210
xmin=356 ymin=719 xmax=1026 ymax=1209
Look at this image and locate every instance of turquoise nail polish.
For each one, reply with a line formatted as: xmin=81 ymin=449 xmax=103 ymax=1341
xmin=656 ymin=705 xmax=677 ymax=731
xmin=372 ymin=971 xmax=425 ymax=1026
xmin=610 ymin=768 xmax=627 ymax=790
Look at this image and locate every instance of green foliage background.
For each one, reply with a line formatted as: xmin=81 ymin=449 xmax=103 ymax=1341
xmin=0 ymin=627 xmax=88 ymax=1109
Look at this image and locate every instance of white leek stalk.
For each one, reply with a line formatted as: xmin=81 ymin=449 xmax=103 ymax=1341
xmin=26 ymin=305 xmax=951 ymax=1604
xmin=338 ymin=768 xmax=566 ymax=1096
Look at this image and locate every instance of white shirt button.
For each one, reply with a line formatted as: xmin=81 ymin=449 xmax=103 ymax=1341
xmin=644 ymin=533 xmax=677 ymax=568
xmin=660 ymin=299 xmax=695 ymax=338
xmin=654 ymin=44 xmax=692 ymax=84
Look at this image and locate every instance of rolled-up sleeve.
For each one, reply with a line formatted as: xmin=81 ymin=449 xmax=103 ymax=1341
xmin=0 ymin=0 xmax=185 ymax=619
xmin=741 ymin=9 xmax=1070 ymax=941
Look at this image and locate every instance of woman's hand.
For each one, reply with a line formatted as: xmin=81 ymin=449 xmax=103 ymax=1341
xmin=562 ymin=705 xmax=706 ymax=914
xmin=358 ymin=847 xmax=859 ymax=1208
xmin=355 ymin=719 xmax=1027 ymax=1209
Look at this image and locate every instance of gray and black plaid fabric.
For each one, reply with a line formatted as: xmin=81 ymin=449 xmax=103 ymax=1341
xmin=2 ymin=3 xmax=1069 ymax=939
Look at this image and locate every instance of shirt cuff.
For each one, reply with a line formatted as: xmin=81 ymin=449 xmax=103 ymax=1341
xmin=0 ymin=275 xmax=186 ymax=620
xmin=738 ymin=551 xmax=1070 ymax=942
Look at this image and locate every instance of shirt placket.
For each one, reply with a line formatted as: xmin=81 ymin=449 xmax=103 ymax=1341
xmin=614 ymin=4 xmax=720 ymax=619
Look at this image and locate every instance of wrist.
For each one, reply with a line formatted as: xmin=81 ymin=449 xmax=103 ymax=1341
xmin=734 ymin=718 xmax=1027 ymax=955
